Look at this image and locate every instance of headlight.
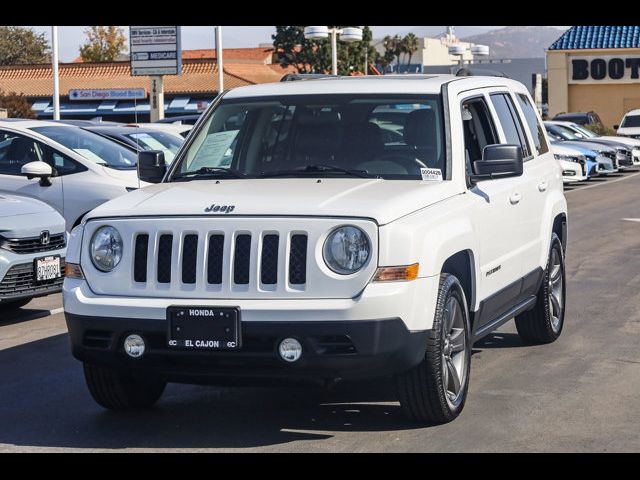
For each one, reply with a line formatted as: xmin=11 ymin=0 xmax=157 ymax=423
xmin=554 ymin=154 xmax=584 ymax=164
xmin=323 ymin=226 xmax=371 ymax=275
xmin=90 ymin=226 xmax=123 ymax=272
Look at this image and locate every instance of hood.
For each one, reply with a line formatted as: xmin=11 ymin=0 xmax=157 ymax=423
xmin=98 ymin=166 xmax=149 ymax=187
xmin=550 ymin=143 xmax=583 ymax=156
xmin=598 ymin=135 xmax=640 ymax=148
xmin=0 ymin=194 xmax=65 ymax=236
xmin=0 ymin=193 xmax=55 ymax=218
xmin=86 ymin=178 xmax=461 ymax=225
xmin=557 ymin=140 xmax=614 ymax=155
xmin=578 ymin=138 xmax=629 ymax=150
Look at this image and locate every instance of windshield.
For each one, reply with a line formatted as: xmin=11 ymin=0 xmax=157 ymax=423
xmin=171 ymin=95 xmax=445 ymax=181
xmin=621 ymin=114 xmax=640 ymax=128
xmin=546 ymin=124 xmax=581 ymax=141
xmin=569 ymin=124 xmax=597 ymax=138
xmin=124 ymin=131 xmax=183 ymax=164
xmin=32 ymin=126 xmax=138 ymax=169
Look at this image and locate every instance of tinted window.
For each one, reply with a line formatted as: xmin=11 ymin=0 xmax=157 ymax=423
xmin=46 ymin=146 xmax=87 ymax=176
xmin=31 ymin=126 xmax=138 ymax=170
xmin=176 ymin=95 xmax=445 ymax=181
xmin=490 ymin=93 xmax=531 ymax=158
xmin=0 ymin=131 xmax=44 ymax=176
xmin=461 ymin=97 xmax=498 ymax=173
xmin=124 ymin=131 xmax=183 ymax=164
xmin=516 ymin=93 xmax=548 ymax=155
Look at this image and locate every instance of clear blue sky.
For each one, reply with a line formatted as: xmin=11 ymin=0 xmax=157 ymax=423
xmin=29 ymin=26 xmax=568 ymax=62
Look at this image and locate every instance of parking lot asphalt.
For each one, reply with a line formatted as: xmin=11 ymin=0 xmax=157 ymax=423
xmin=1 ymin=171 xmax=640 ymax=452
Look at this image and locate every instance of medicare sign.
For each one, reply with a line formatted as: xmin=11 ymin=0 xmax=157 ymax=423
xmin=130 ymin=26 xmax=182 ymax=76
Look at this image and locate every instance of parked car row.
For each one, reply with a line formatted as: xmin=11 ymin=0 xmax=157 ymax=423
xmin=546 ymin=119 xmax=640 ymax=184
xmin=0 ymin=119 xmax=187 ymax=309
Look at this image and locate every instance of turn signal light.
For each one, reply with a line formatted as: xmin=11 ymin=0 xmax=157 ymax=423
xmin=373 ymin=263 xmax=419 ymax=282
xmin=65 ymin=263 xmax=85 ymax=279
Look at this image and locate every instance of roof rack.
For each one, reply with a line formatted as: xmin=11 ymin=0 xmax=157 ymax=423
xmin=455 ymin=68 xmax=509 ymax=78
xmin=280 ymin=73 xmax=340 ymax=82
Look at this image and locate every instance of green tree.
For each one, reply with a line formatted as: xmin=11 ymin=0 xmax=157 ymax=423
xmin=403 ymin=33 xmax=419 ymax=66
xmin=0 ymin=26 xmax=49 ymax=65
xmin=272 ymin=26 xmax=379 ymax=75
xmin=79 ymin=26 xmax=127 ymax=62
xmin=0 ymin=89 xmax=36 ymax=118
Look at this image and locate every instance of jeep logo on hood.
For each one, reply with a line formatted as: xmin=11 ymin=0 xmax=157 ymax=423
xmin=204 ymin=203 xmax=235 ymax=214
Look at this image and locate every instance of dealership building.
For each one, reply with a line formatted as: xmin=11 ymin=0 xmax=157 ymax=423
xmin=0 ymin=48 xmax=294 ymax=122
xmin=548 ymin=26 xmax=640 ymax=128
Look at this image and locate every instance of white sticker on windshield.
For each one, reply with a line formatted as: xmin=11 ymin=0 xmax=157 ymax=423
xmin=420 ymin=167 xmax=443 ymax=181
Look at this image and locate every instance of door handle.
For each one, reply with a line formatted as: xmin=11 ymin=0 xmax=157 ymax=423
xmin=538 ymin=181 xmax=548 ymax=192
xmin=509 ymin=192 xmax=521 ymax=205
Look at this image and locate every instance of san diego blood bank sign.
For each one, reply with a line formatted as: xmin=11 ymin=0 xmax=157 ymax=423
xmin=570 ymin=55 xmax=640 ymax=84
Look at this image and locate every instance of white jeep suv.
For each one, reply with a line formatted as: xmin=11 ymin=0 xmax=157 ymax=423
xmin=63 ymin=75 xmax=568 ymax=424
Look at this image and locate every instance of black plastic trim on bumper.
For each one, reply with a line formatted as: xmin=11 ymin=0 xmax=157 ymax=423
xmin=65 ymin=313 xmax=429 ymax=384
xmin=0 ymin=282 xmax=63 ymax=303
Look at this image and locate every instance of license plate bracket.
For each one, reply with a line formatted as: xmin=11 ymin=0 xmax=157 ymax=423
xmin=167 ymin=306 xmax=241 ymax=350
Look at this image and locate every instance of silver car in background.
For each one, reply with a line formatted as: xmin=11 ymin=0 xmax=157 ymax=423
xmin=0 ymin=193 xmax=66 ymax=309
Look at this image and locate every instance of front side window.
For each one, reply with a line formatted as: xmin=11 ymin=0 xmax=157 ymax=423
xmin=490 ymin=93 xmax=531 ymax=159
xmin=31 ymin=126 xmax=138 ymax=170
xmin=172 ymin=95 xmax=446 ymax=181
xmin=516 ymin=93 xmax=549 ymax=155
xmin=0 ymin=130 xmax=44 ymax=175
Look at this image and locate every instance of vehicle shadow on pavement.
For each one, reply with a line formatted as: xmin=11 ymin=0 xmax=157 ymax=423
xmin=0 ymin=334 xmax=426 ymax=450
xmin=0 ymin=307 xmax=53 ymax=326
xmin=473 ymin=332 xmax=524 ymax=349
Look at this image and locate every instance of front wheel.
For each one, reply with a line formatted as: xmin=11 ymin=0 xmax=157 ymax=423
xmin=83 ymin=363 xmax=166 ymax=410
xmin=396 ymin=273 xmax=471 ymax=424
xmin=515 ymin=233 xmax=566 ymax=344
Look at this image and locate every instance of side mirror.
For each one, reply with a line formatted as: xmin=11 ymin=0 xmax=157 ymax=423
xmin=21 ymin=161 xmax=53 ymax=187
xmin=470 ymin=144 xmax=523 ymax=182
xmin=137 ymin=150 xmax=166 ymax=183
xmin=613 ymin=124 xmax=619 ymax=130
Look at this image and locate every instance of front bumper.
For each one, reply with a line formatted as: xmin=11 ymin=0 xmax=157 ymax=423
xmin=65 ymin=313 xmax=429 ymax=383
xmin=0 ymin=251 xmax=66 ymax=303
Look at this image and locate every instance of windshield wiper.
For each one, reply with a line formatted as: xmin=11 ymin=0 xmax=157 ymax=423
xmin=259 ymin=164 xmax=376 ymax=179
xmin=172 ymin=166 xmax=249 ymax=180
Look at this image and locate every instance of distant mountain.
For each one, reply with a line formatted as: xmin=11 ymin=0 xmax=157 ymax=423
xmin=393 ymin=26 xmax=495 ymax=39
xmin=462 ymin=26 xmax=567 ymax=59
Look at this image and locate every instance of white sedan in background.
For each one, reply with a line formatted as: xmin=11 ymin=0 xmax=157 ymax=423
xmin=0 ymin=120 xmax=145 ymax=232
xmin=551 ymin=142 xmax=590 ymax=183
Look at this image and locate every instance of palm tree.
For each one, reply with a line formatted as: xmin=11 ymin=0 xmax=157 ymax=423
xmin=404 ymin=33 xmax=419 ymax=67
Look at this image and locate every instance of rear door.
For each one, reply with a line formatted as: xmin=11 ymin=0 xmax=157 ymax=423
xmin=512 ymin=91 xmax=557 ymax=277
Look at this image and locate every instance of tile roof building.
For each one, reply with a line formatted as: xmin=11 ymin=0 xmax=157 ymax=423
xmin=547 ymin=26 xmax=640 ymax=128
xmin=0 ymin=48 xmax=296 ymax=121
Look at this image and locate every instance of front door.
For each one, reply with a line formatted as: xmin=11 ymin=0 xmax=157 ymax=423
xmin=0 ymin=130 xmax=64 ymax=216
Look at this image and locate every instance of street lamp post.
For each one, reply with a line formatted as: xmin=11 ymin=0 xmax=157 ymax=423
xmin=448 ymin=43 xmax=490 ymax=74
xmin=304 ymin=26 xmax=363 ymax=75
xmin=51 ymin=26 xmax=60 ymax=121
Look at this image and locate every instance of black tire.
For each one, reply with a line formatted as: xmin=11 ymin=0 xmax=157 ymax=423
xmin=515 ymin=233 xmax=566 ymax=344
xmin=83 ymin=363 xmax=166 ymax=410
xmin=0 ymin=298 xmax=31 ymax=310
xmin=396 ymin=273 xmax=472 ymax=424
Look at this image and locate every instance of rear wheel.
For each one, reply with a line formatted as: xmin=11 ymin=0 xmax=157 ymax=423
xmin=83 ymin=363 xmax=166 ymax=410
xmin=396 ymin=273 xmax=471 ymax=424
xmin=515 ymin=233 xmax=566 ymax=344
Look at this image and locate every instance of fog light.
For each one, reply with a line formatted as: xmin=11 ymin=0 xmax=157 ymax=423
xmin=278 ymin=338 xmax=302 ymax=363
xmin=124 ymin=334 xmax=145 ymax=358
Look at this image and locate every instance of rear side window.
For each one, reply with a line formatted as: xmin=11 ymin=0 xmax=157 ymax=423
xmin=515 ymin=93 xmax=549 ymax=155
xmin=490 ymin=93 xmax=531 ymax=159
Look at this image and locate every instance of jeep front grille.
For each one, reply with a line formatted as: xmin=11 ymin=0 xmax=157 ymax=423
xmin=133 ymin=231 xmax=308 ymax=289
xmin=0 ymin=233 xmax=65 ymax=254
